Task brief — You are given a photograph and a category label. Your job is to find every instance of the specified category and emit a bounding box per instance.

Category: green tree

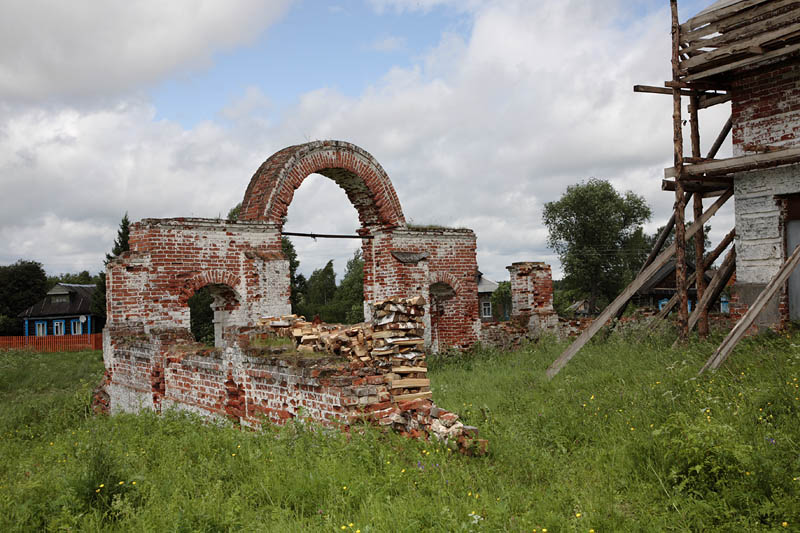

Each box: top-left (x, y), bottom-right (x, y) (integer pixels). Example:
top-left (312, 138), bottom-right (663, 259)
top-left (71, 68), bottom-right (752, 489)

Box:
top-left (332, 250), bottom-right (364, 324)
top-left (47, 270), bottom-right (96, 290)
top-left (491, 281), bottom-right (511, 321)
top-left (92, 213), bottom-right (131, 327)
top-left (227, 203), bottom-right (242, 222)
top-left (0, 260), bottom-right (48, 335)
top-left (300, 260), bottom-right (338, 322)
top-left (189, 287), bottom-right (215, 345)
top-left (281, 237), bottom-right (304, 313)
top-left (543, 178), bottom-right (651, 314)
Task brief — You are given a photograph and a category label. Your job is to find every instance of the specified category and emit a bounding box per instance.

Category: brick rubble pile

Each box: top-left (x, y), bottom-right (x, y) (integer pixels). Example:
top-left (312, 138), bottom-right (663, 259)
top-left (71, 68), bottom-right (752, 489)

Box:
top-left (257, 296), bottom-right (487, 454)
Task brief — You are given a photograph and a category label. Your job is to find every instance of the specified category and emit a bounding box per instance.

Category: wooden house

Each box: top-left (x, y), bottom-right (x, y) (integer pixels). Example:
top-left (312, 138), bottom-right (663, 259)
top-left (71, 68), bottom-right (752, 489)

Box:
top-left (18, 283), bottom-right (98, 337)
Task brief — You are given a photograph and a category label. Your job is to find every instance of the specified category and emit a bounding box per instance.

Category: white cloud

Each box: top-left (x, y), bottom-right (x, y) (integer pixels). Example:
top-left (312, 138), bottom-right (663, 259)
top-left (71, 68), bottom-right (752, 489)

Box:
top-left (0, 0), bottom-right (736, 283)
top-left (0, 0), bottom-right (292, 101)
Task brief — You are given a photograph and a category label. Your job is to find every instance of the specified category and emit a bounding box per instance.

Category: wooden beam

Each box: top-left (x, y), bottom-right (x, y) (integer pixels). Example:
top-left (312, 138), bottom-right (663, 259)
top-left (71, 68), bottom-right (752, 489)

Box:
top-left (681, 0), bottom-right (772, 34)
top-left (706, 115), bottom-right (733, 159)
top-left (615, 191), bottom-right (693, 320)
top-left (683, 42), bottom-right (800, 82)
top-left (665, 146), bottom-right (800, 178)
top-left (633, 84), bottom-right (693, 96)
top-left (682, 5), bottom-right (800, 54)
top-left (546, 189), bottom-right (733, 379)
top-left (662, 179), bottom-right (732, 192)
top-left (689, 95), bottom-right (708, 338)
top-left (682, 0), bottom-right (798, 43)
top-left (653, 227), bottom-right (735, 323)
top-left (681, 22), bottom-right (800, 70)
top-left (700, 243), bottom-right (800, 373)
top-left (672, 0), bottom-right (690, 344)
top-left (698, 93), bottom-right (732, 108)
top-left (688, 245), bottom-right (736, 334)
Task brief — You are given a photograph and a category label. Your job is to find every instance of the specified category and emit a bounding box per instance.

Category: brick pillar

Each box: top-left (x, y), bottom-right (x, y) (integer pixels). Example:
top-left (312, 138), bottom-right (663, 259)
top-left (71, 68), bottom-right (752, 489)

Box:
top-left (506, 262), bottom-right (557, 334)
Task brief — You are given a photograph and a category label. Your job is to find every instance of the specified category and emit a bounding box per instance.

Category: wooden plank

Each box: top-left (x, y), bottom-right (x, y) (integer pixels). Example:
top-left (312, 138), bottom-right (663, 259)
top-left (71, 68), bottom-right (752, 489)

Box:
top-left (665, 146), bottom-right (800, 178)
top-left (390, 378), bottom-right (430, 389)
top-left (683, 5), bottom-right (800, 54)
top-left (698, 93), bottom-right (732, 108)
top-left (683, 0), bottom-right (798, 43)
top-left (392, 391), bottom-right (432, 403)
top-left (391, 366), bottom-right (427, 373)
top-left (706, 116), bottom-right (733, 159)
top-left (682, 0), bottom-right (773, 34)
top-left (655, 228), bottom-right (735, 323)
top-left (687, 246), bottom-right (736, 333)
top-left (683, 42), bottom-right (800, 81)
top-left (662, 179), bottom-right (732, 192)
top-left (633, 84), bottom-right (691, 96)
top-left (546, 189), bottom-right (733, 378)
top-left (681, 20), bottom-right (800, 70)
top-left (701, 243), bottom-right (800, 373)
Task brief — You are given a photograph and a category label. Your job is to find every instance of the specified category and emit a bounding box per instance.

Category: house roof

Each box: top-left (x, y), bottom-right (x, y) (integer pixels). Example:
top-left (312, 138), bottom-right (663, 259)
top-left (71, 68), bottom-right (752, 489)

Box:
top-left (477, 273), bottom-right (499, 294)
top-left (18, 283), bottom-right (97, 318)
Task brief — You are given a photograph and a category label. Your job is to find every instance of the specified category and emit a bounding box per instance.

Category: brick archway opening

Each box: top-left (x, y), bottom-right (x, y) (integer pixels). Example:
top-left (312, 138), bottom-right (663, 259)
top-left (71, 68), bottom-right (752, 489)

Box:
top-left (187, 283), bottom-right (241, 348)
top-left (239, 140), bottom-right (406, 231)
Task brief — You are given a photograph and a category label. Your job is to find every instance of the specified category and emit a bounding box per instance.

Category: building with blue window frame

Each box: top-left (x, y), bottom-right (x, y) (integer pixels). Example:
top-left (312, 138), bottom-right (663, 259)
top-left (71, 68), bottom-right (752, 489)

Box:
top-left (17, 283), bottom-right (97, 337)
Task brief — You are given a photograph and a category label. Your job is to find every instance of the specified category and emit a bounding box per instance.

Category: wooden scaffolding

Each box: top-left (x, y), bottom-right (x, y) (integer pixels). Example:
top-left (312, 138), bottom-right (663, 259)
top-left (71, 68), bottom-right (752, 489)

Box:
top-left (548, 0), bottom-right (800, 378)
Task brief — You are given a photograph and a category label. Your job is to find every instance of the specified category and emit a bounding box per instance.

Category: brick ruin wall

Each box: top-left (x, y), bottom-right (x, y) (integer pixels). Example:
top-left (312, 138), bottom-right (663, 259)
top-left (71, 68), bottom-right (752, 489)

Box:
top-left (97, 297), bottom-right (486, 454)
top-left (98, 140), bottom-right (488, 443)
top-left (730, 57), bottom-right (800, 329)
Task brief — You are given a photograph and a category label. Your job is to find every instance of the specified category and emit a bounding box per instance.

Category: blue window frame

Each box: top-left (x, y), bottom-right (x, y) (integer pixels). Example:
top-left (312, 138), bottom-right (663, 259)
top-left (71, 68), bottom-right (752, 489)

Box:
top-left (35, 321), bottom-right (47, 336)
top-left (70, 319), bottom-right (82, 335)
top-left (53, 320), bottom-right (66, 336)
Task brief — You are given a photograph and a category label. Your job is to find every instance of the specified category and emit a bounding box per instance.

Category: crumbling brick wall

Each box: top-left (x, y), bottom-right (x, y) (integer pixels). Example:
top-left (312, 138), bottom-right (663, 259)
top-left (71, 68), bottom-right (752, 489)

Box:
top-left (506, 262), bottom-right (558, 334)
top-left (730, 57), bottom-right (800, 329)
top-left (101, 140), bottom-right (485, 444)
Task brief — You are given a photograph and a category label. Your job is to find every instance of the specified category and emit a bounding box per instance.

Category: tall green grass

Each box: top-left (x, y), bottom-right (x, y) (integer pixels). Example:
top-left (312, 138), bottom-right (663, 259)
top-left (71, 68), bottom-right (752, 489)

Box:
top-left (1, 325), bottom-right (799, 531)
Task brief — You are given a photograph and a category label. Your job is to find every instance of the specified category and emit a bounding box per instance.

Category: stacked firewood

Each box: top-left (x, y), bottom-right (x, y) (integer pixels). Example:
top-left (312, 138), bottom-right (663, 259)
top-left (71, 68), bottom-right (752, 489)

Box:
top-left (255, 296), bottom-right (487, 454)
top-left (257, 296), bottom-right (427, 368)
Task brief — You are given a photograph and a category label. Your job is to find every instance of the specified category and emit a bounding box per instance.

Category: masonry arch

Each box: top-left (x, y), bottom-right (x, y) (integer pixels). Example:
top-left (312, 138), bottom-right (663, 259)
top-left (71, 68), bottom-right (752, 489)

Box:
top-left (238, 140), bottom-right (406, 230)
top-left (182, 272), bottom-right (242, 348)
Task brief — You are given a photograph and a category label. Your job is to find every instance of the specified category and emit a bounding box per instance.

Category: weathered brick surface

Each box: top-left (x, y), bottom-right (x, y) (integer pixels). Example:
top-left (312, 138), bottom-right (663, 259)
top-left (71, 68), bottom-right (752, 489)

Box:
top-left (239, 140), bottom-right (405, 229)
top-left (729, 57), bottom-right (800, 328)
top-left (100, 141), bottom-right (487, 451)
top-left (506, 262), bottom-right (558, 333)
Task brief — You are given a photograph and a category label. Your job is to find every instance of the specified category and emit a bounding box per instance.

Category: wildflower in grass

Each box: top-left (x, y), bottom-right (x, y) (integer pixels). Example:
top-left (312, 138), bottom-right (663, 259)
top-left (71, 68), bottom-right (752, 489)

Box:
top-left (340, 526), bottom-right (346, 530)
top-left (349, 523), bottom-right (354, 527)
top-left (342, 485), bottom-right (347, 490)
top-left (119, 481), bottom-right (124, 485)
top-left (576, 512), bottom-right (581, 518)
top-left (782, 522), bottom-right (789, 527)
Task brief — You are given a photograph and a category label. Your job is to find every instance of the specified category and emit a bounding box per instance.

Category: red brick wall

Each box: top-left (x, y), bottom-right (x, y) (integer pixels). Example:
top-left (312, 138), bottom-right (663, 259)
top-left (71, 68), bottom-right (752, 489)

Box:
top-left (239, 140), bottom-right (405, 229)
top-left (731, 58), bottom-right (800, 154)
top-left (107, 218), bottom-right (290, 332)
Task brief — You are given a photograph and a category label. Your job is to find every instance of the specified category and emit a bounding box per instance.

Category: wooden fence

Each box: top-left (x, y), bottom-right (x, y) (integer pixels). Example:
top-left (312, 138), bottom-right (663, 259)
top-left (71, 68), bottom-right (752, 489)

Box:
top-left (0, 333), bottom-right (103, 353)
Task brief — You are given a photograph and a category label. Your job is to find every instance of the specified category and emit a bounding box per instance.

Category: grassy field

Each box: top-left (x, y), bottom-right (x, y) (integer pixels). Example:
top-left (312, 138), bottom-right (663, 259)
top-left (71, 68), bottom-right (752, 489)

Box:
top-left (1, 325), bottom-right (799, 532)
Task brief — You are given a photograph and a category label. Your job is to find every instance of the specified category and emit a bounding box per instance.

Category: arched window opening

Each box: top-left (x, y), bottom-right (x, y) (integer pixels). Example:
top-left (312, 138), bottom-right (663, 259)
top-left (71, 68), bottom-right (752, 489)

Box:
top-left (284, 174), bottom-right (365, 324)
top-left (188, 284), bottom-right (240, 347)
top-left (429, 282), bottom-right (456, 352)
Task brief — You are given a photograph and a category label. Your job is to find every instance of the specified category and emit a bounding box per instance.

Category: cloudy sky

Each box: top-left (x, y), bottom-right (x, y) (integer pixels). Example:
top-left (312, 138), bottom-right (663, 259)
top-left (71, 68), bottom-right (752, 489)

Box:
top-left (0, 0), bottom-right (733, 282)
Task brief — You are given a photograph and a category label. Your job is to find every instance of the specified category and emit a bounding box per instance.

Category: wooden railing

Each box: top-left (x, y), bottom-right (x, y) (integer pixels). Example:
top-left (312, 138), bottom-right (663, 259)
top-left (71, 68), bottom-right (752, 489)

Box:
top-left (0, 333), bottom-right (102, 352)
